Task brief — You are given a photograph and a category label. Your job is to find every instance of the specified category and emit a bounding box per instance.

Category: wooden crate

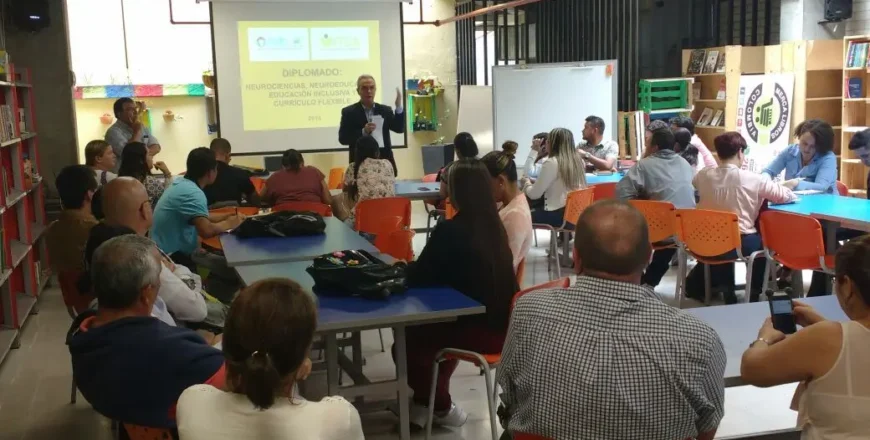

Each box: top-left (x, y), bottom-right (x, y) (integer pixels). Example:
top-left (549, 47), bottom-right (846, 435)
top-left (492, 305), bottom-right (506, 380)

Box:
top-left (617, 111), bottom-right (645, 160)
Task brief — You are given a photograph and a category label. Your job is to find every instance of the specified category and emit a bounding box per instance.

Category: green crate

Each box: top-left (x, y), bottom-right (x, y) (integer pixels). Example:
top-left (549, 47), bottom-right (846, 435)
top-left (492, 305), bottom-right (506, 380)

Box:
top-left (638, 79), bottom-right (690, 113)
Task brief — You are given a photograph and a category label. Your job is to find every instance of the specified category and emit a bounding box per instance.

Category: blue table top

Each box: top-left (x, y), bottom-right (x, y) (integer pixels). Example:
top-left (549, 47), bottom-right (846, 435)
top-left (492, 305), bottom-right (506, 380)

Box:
top-left (235, 259), bottom-right (486, 333)
top-left (220, 216), bottom-right (379, 267)
top-left (586, 173), bottom-right (623, 185)
top-left (394, 180), bottom-right (440, 200)
top-left (687, 296), bottom-right (847, 386)
top-left (768, 194), bottom-right (870, 230)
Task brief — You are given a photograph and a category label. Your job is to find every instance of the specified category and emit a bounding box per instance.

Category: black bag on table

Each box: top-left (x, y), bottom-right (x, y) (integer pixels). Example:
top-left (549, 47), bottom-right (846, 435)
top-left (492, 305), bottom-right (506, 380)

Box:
top-left (232, 211), bottom-right (326, 238)
top-left (306, 250), bottom-right (408, 299)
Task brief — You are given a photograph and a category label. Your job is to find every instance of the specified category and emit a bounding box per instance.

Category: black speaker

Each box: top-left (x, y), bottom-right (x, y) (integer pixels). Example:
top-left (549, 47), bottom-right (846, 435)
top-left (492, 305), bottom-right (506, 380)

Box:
top-left (9, 0), bottom-right (50, 32)
top-left (825, 0), bottom-right (853, 22)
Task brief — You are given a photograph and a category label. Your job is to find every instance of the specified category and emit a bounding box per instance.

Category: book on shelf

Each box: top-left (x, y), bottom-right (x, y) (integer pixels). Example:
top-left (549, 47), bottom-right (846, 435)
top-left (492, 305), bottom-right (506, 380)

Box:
top-left (1, 167), bottom-right (8, 200)
top-left (686, 49), bottom-right (706, 74)
top-left (847, 41), bottom-right (870, 68)
top-left (710, 109), bottom-right (724, 127)
top-left (716, 79), bottom-right (726, 100)
top-left (0, 228), bottom-right (5, 270)
top-left (848, 77), bottom-right (864, 99)
top-left (714, 51), bottom-right (726, 73)
top-left (697, 108), bottom-right (714, 126)
top-left (692, 82), bottom-right (701, 101)
top-left (703, 50), bottom-right (720, 73)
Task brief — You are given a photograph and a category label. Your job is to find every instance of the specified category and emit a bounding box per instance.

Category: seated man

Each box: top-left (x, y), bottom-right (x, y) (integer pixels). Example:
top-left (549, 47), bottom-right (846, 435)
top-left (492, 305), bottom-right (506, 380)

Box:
top-left (83, 140), bottom-right (117, 185)
top-left (151, 148), bottom-right (243, 303)
top-left (617, 127), bottom-right (696, 291)
top-left (497, 200), bottom-right (725, 440)
top-left (203, 138), bottom-right (260, 207)
top-left (68, 234), bottom-right (224, 430)
top-left (577, 115), bottom-right (620, 172)
top-left (46, 165), bottom-right (99, 274)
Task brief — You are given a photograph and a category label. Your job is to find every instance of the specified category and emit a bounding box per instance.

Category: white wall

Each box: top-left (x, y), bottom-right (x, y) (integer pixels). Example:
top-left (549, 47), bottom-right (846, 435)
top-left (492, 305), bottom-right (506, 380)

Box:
top-left (847, 0), bottom-right (870, 36)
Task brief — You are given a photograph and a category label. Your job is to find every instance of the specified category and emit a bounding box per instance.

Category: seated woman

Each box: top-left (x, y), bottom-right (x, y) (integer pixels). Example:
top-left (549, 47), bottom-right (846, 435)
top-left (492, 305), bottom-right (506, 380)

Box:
top-left (521, 127), bottom-right (586, 227)
top-left (482, 150), bottom-right (533, 272)
top-left (521, 132), bottom-right (549, 183)
top-left (118, 141), bottom-right (172, 207)
top-left (342, 135), bottom-right (395, 227)
top-left (762, 119), bottom-right (837, 193)
top-left (740, 236), bottom-right (870, 438)
top-left (691, 132), bottom-right (796, 303)
top-left (178, 278), bottom-right (364, 440)
top-left (438, 132), bottom-right (479, 200)
top-left (261, 149), bottom-right (332, 207)
top-left (401, 159), bottom-right (518, 428)
top-left (673, 127), bottom-right (701, 173)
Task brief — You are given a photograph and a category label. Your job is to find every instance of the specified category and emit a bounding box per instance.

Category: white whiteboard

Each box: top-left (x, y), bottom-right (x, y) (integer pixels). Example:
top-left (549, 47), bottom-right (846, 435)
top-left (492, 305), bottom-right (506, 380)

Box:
top-left (493, 61), bottom-right (618, 164)
top-left (456, 85), bottom-right (493, 153)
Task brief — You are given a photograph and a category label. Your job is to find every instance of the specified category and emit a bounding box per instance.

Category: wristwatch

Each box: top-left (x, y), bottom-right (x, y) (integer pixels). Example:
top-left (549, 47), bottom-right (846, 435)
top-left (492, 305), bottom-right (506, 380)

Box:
top-left (749, 337), bottom-right (771, 348)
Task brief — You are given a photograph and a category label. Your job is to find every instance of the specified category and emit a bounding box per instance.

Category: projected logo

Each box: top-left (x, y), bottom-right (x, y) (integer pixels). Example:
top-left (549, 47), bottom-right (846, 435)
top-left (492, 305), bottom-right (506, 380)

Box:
top-left (742, 82), bottom-right (790, 146)
top-left (311, 27), bottom-right (369, 61)
top-left (248, 28), bottom-right (310, 62)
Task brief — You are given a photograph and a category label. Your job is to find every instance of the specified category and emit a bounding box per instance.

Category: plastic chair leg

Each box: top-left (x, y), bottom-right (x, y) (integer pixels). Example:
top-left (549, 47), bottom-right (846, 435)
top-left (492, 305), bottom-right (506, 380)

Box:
top-left (551, 231), bottom-right (561, 279)
top-left (703, 264), bottom-right (712, 305)
top-left (675, 247), bottom-right (686, 309)
top-left (481, 362), bottom-right (499, 440)
top-left (425, 353), bottom-right (444, 440)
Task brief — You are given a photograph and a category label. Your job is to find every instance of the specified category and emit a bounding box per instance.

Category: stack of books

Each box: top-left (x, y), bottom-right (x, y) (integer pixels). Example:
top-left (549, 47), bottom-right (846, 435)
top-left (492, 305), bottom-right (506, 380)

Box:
top-left (846, 41), bottom-right (870, 68)
top-left (0, 105), bottom-right (17, 142)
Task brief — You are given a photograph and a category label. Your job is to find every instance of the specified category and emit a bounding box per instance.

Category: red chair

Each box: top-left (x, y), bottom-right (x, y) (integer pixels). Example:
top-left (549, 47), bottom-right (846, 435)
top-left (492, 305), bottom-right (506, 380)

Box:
top-left (354, 197), bottom-right (411, 233)
top-left (424, 277), bottom-right (572, 440)
top-left (374, 229), bottom-right (415, 261)
top-left (327, 167), bottom-right (345, 190)
top-left (273, 201), bottom-right (333, 216)
top-left (759, 211), bottom-right (835, 295)
top-left (837, 180), bottom-right (849, 197)
top-left (592, 182), bottom-right (617, 201)
top-left (59, 270), bottom-right (92, 404)
top-left (123, 423), bottom-right (173, 440)
top-left (531, 188), bottom-right (595, 279)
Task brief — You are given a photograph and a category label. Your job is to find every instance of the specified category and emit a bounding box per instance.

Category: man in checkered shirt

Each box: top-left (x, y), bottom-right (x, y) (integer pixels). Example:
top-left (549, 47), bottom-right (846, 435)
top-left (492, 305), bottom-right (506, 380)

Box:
top-left (496, 200), bottom-right (726, 440)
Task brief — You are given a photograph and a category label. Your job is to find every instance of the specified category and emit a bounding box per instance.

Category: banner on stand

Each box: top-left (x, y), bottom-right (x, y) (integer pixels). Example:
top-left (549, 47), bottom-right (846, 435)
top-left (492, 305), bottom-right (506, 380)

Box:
top-left (736, 74), bottom-right (794, 173)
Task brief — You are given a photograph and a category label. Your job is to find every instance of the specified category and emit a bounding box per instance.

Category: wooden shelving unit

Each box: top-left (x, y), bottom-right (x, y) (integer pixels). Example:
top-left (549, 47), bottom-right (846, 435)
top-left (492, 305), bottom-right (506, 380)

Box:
top-left (841, 36), bottom-right (870, 197)
top-left (0, 65), bottom-right (48, 367)
top-left (681, 45), bottom-right (767, 154)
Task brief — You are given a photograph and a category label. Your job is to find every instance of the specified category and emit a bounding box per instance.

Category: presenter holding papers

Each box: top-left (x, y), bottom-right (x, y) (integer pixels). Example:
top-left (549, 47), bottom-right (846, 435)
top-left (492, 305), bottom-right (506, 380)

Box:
top-left (338, 74), bottom-right (405, 175)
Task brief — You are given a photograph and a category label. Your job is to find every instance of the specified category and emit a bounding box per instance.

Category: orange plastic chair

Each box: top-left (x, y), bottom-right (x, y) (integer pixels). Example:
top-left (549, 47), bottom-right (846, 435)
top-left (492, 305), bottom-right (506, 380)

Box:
top-left (836, 180), bottom-right (849, 196)
top-left (629, 200), bottom-right (681, 298)
top-left (202, 206), bottom-right (260, 250)
top-left (250, 177), bottom-right (266, 195)
top-left (531, 187), bottom-right (595, 279)
top-left (354, 197), bottom-right (411, 233)
top-left (59, 270), bottom-right (92, 404)
top-left (675, 209), bottom-right (764, 305)
top-left (592, 182), bottom-right (617, 201)
top-left (516, 257), bottom-right (527, 286)
top-left (123, 424), bottom-right (173, 440)
top-left (327, 167), bottom-right (345, 190)
top-left (759, 211), bottom-right (834, 295)
top-left (273, 201), bottom-right (333, 216)
top-left (374, 229), bottom-right (415, 261)
top-left (425, 277), bottom-right (573, 440)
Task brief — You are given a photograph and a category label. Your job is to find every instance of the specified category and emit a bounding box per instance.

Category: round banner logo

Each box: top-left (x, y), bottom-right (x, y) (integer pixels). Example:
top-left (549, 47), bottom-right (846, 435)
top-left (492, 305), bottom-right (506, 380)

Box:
top-left (743, 82), bottom-right (790, 145)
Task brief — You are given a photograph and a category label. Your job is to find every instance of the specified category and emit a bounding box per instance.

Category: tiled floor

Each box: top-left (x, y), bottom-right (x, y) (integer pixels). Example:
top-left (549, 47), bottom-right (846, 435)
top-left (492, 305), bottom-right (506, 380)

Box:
top-left (0, 204), bottom-right (805, 439)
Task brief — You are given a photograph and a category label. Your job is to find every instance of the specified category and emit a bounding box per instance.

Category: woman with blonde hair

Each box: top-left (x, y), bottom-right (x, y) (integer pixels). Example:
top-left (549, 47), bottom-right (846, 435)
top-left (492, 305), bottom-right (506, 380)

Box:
top-left (521, 127), bottom-right (586, 226)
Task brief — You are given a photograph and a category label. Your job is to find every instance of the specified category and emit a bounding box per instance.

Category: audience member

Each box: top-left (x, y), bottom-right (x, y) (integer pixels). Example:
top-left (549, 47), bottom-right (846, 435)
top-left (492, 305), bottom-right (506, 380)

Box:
top-left (83, 140), bottom-right (117, 185)
top-left (674, 127), bottom-right (701, 171)
top-left (118, 141), bottom-right (171, 207)
top-left (482, 151), bottom-right (533, 272)
top-left (402, 159), bottom-right (519, 428)
top-left (67, 235), bottom-right (224, 430)
top-left (522, 127), bottom-right (586, 226)
top-left (847, 128), bottom-right (870, 198)
top-left (105, 97), bottom-right (160, 172)
top-left (342, 136), bottom-right (396, 227)
top-left (178, 279), bottom-right (364, 440)
top-left (497, 200), bottom-right (725, 440)
top-left (203, 138), bottom-right (259, 207)
top-left (522, 132), bottom-right (549, 182)
top-left (438, 132), bottom-right (479, 199)
top-left (670, 116), bottom-right (717, 169)
top-left (46, 165), bottom-right (98, 273)
top-left (261, 149), bottom-right (331, 207)
top-left (762, 119), bottom-right (837, 193)
top-left (578, 115), bottom-right (619, 172)
top-left (691, 132), bottom-right (796, 303)
top-left (741, 235), bottom-right (870, 438)
top-left (501, 140), bottom-right (519, 156)
top-left (151, 148), bottom-right (243, 301)
top-left (617, 128), bottom-right (695, 290)
top-left (643, 120), bottom-right (670, 157)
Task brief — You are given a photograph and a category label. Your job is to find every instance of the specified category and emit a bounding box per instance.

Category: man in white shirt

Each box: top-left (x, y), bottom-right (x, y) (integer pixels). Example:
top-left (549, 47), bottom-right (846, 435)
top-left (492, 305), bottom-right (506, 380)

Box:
top-left (577, 115), bottom-right (619, 172)
top-left (84, 140), bottom-right (118, 186)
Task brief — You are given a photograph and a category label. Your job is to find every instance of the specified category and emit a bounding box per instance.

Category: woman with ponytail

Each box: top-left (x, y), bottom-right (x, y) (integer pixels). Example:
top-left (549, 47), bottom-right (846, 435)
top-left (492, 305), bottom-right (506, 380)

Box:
top-left (482, 150), bottom-right (533, 271)
top-left (177, 279), bottom-right (364, 440)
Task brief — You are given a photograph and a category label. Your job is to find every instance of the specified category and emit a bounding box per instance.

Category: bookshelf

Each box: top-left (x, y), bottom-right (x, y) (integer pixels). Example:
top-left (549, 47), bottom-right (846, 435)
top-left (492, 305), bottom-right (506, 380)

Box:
top-left (0, 65), bottom-right (47, 367)
top-left (841, 36), bottom-right (870, 197)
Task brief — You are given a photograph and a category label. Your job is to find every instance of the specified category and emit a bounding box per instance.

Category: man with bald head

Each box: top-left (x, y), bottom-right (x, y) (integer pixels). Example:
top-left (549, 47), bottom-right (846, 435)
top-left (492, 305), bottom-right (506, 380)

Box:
top-left (496, 200), bottom-right (726, 440)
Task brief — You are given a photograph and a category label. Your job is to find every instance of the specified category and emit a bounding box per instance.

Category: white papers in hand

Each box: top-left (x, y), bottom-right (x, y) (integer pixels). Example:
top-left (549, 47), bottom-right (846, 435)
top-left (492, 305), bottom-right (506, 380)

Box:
top-left (371, 115), bottom-right (385, 149)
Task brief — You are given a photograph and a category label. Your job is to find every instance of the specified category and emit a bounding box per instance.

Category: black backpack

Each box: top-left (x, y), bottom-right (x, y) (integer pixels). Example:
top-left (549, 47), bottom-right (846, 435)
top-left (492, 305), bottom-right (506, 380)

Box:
top-left (306, 250), bottom-right (407, 299)
top-left (232, 211), bottom-right (326, 238)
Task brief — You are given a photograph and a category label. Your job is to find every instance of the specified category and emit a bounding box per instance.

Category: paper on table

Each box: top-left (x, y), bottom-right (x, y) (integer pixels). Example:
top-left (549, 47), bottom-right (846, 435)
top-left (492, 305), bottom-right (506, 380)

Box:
top-left (371, 114), bottom-right (385, 149)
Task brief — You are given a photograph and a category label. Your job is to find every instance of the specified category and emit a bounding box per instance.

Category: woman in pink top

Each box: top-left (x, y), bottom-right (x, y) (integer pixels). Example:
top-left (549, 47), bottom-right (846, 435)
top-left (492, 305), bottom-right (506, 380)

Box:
top-left (741, 236), bottom-right (870, 439)
top-left (261, 149), bottom-right (332, 206)
top-left (670, 116), bottom-right (717, 169)
top-left (692, 132), bottom-right (796, 303)
top-left (482, 150), bottom-right (533, 273)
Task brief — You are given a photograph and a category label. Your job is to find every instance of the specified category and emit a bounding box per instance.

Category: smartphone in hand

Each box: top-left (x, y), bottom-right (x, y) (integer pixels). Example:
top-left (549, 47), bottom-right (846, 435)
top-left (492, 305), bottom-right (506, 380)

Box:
top-left (768, 291), bottom-right (797, 334)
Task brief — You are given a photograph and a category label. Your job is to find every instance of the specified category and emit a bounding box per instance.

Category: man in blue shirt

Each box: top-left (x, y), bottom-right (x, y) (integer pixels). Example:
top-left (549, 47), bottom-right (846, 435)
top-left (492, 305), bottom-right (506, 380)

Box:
top-left (761, 119), bottom-right (837, 194)
top-left (151, 148), bottom-right (243, 301)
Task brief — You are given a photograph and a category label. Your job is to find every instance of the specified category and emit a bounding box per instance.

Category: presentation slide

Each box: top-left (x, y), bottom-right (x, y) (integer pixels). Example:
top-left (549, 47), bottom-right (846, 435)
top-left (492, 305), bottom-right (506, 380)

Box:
top-left (238, 21), bottom-right (382, 132)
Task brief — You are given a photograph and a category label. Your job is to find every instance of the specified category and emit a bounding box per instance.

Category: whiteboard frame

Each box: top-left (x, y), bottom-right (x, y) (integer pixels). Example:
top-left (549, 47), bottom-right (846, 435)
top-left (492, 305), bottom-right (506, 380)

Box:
top-left (492, 60), bottom-right (619, 153)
